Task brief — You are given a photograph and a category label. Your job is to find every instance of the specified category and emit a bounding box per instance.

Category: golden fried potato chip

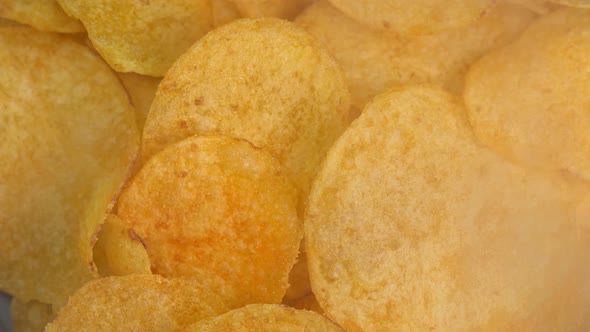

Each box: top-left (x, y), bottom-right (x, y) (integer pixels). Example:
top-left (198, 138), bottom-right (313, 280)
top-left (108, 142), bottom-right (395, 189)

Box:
top-left (118, 73), bottom-right (161, 133)
top-left (0, 27), bottom-right (139, 306)
top-left (143, 18), bottom-right (350, 199)
top-left (93, 214), bottom-right (151, 277)
top-left (11, 299), bottom-right (54, 332)
top-left (550, 0), bottom-right (590, 7)
top-left (0, 17), bottom-right (19, 27)
top-left (45, 275), bottom-right (229, 331)
top-left (0, 0), bottom-right (83, 33)
top-left (296, 1), bottom-right (535, 116)
top-left (464, 8), bottom-right (590, 181)
top-left (306, 86), bottom-right (590, 331)
top-left (118, 135), bottom-right (302, 308)
top-left (229, 0), bottom-right (309, 19)
top-left (327, 0), bottom-right (493, 34)
top-left (57, 0), bottom-right (213, 76)
top-left (506, 0), bottom-right (558, 14)
top-left (187, 304), bottom-right (342, 331)
top-left (212, 0), bottom-right (241, 27)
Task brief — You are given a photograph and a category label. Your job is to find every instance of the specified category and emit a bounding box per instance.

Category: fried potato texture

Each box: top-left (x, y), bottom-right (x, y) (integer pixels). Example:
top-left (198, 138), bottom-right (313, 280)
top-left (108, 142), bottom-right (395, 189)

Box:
top-left (92, 214), bottom-right (151, 277)
top-left (0, 27), bottom-right (139, 306)
top-left (229, 0), bottom-right (309, 19)
top-left (0, 0), bottom-right (83, 33)
top-left (57, 0), bottom-right (213, 76)
top-left (143, 18), bottom-right (350, 199)
top-left (118, 135), bottom-right (302, 308)
top-left (296, 1), bottom-right (535, 116)
top-left (327, 0), bottom-right (492, 34)
top-left (45, 275), bottom-right (228, 331)
top-left (305, 86), bottom-right (590, 331)
top-left (464, 8), bottom-right (590, 180)
top-left (187, 304), bottom-right (342, 331)
top-left (11, 299), bottom-right (54, 332)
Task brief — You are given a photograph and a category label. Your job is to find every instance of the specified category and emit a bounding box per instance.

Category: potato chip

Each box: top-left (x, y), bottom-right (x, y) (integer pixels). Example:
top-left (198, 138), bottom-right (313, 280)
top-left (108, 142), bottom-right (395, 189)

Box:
top-left (0, 0), bottom-right (83, 33)
top-left (550, 0), bottom-right (590, 7)
top-left (187, 304), bottom-right (342, 331)
top-left (305, 86), bottom-right (590, 331)
top-left (57, 0), bottom-right (213, 76)
top-left (45, 275), bottom-right (228, 331)
top-left (118, 135), bottom-right (302, 308)
top-left (327, 0), bottom-right (493, 35)
top-left (93, 214), bottom-right (151, 277)
top-left (506, 0), bottom-right (558, 13)
top-left (143, 18), bottom-right (350, 199)
top-left (464, 8), bottom-right (590, 181)
top-left (291, 293), bottom-right (324, 314)
top-left (0, 27), bottom-right (139, 306)
top-left (0, 17), bottom-right (18, 27)
top-left (117, 73), bottom-right (161, 133)
top-left (229, 0), bottom-right (309, 19)
top-left (212, 0), bottom-right (241, 27)
top-left (10, 299), bottom-right (54, 332)
top-left (296, 1), bottom-right (535, 117)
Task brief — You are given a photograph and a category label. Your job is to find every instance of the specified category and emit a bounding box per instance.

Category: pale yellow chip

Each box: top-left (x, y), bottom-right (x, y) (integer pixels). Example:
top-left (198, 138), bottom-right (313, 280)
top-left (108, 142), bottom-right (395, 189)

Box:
top-left (327, 0), bottom-right (493, 34)
top-left (10, 299), bottom-right (54, 332)
top-left (93, 214), bottom-right (151, 277)
top-left (117, 73), bottom-right (161, 133)
top-left (305, 86), bottom-right (590, 331)
top-left (212, 0), bottom-right (241, 27)
top-left (296, 0), bottom-right (535, 117)
top-left (143, 18), bottom-right (350, 199)
top-left (464, 8), bottom-right (590, 181)
top-left (118, 135), bottom-right (302, 308)
top-left (229, 0), bottom-right (310, 19)
top-left (187, 304), bottom-right (343, 331)
top-left (0, 0), bottom-right (83, 33)
top-left (0, 27), bottom-right (139, 306)
top-left (57, 0), bottom-right (213, 76)
top-left (45, 275), bottom-right (229, 331)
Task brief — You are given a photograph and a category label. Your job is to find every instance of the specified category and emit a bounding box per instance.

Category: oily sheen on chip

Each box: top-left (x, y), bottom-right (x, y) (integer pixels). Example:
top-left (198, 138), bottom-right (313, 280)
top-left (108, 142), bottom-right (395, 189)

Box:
top-left (305, 86), bottom-right (590, 331)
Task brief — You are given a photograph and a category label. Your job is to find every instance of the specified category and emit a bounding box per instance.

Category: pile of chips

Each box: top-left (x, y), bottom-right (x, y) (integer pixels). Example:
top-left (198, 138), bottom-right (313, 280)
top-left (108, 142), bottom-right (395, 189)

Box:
top-left (1, 0), bottom-right (589, 330)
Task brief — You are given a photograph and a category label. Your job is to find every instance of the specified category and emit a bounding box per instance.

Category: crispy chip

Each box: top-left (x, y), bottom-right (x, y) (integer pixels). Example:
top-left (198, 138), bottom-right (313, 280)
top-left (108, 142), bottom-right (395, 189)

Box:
top-left (296, 1), bottom-right (535, 117)
top-left (93, 214), bottom-right (151, 277)
top-left (45, 275), bottom-right (229, 331)
top-left (143, 18), bottom-right (350, 199)
top-left (57, 0), bottom-right (213, 76)
top-left (117, 73), bottom-right (161, 133)
top-left (550, 0), bottom-right (590, 7)
top-left (0, 0), bottom-right (83, 33)
top-left (0, 27), bottom-right (139, 306)
top-left (464, 8), bottom-right (590, 181)
top-left (0, 17), bottom-right (18, 27)
top-left (229, 0), bottom-right (309, 19)
top-left (118, 135), bottom-right (302, 308)
top-left (10, 299), bottom-right (54, 332)
top-left (187, 304), bottom-right (342, 331)
top-left (327, 0), bottom-right (493, 34)
top-left (305, 86), bottom-right (590, 331)
top-left (212, 0), bottom-right (241, 27)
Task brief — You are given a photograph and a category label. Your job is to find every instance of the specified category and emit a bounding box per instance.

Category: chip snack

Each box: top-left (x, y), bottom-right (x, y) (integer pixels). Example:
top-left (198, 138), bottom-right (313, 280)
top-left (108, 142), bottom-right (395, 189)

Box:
top-left (283, 252), bottom-right (312, 302)
top-left (143, 18), bottom-right (350, 198)
top-left (10, 299), bottom-right (54, 332)
top-left (45, 275), bottom-right (229, 331)
top-left (550, 0), bottom-right (590, 7)
top-left (187, 304), bottom-right (342, 331)
top-left (0, 0), bottom-right (83, 33)
top-left (57, 0), bottom-right (213, 76)
top-left (464, 8), bottom-right (590, 181)
top-left (93, 214), bottom-right (151, 277)
top-left (212, 0), bottom-right (241, 27)
top-left (291, 293), bottom-right (324, 314)
top-left (117, 73), bottom-right (161, 133)
top-left (0, 27), bottom-right (139, 306)
top-left (229, 0), bottom-right (309, 19)
top-left (118, 135), bottom-right (302, 308)
top-left (327, 0), bottom-right (493, 35)
top-left (296, 0), bottom-right (535, 117)
top-left (0, 17), bottom-right (18, 27)
top-left (305, 86), bottom-right (590, 331)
